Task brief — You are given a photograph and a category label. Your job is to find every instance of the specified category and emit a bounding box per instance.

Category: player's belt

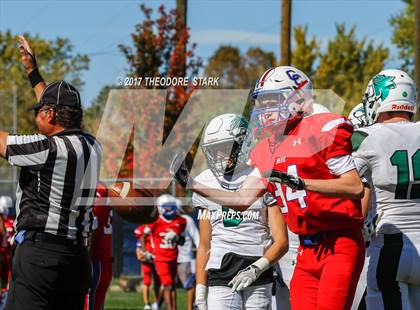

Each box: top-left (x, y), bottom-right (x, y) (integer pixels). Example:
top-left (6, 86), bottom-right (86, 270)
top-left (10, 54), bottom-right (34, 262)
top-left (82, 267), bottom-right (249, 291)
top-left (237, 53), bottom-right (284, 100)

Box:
top-left (299, 233), bottom-right (321, 246)
top-left (24, 231), bottom-right (89, 248)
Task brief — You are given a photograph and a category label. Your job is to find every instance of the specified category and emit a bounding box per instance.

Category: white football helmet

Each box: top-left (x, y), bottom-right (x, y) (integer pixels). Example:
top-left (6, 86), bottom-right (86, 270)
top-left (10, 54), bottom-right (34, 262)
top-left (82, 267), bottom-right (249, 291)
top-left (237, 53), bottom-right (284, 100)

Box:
top-left (157, 194), bottom-right (180, 220)
top-left (251, 66), bottom-right (313, 130)
top-left (201, 113), bottom-right (251, 180)
top-left (348, 103), bottom-right (370, 129)
top-left (363, 69), bottom-right (417, 123)
top-left (0, 196), bottom-right (13, 216)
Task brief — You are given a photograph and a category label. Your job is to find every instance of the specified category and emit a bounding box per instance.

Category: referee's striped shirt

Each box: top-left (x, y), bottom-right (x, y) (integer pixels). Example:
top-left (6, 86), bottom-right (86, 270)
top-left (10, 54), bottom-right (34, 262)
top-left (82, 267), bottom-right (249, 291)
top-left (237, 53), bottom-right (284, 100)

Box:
top-left (6, 129), bottom-right (102, 240)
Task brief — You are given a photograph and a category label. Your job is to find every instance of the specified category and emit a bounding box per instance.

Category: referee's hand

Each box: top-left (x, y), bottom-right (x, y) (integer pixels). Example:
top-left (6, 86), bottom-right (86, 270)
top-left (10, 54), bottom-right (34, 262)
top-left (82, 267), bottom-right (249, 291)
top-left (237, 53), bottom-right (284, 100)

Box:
top-left (18, 35), bottom-right (37, 73)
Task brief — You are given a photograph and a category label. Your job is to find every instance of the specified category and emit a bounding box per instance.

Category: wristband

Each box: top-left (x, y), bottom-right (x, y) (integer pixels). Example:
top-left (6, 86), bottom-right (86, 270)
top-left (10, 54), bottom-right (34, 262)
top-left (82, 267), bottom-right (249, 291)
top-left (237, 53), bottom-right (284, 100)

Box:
top-left (195, 284), bottom-right (207, 302)
top-left (28, 68), bottom-right (44, 88)
top-left (252, 257), bottom-right (270, 274)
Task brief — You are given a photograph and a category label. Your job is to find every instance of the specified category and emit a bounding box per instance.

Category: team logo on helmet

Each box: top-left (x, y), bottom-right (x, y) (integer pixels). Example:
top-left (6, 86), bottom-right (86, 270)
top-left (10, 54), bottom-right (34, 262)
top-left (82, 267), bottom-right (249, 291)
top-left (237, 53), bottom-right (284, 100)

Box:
top-left (286, 69), bottom-right (303, 87)
top-left (373, 75), bottom-right (396, 102)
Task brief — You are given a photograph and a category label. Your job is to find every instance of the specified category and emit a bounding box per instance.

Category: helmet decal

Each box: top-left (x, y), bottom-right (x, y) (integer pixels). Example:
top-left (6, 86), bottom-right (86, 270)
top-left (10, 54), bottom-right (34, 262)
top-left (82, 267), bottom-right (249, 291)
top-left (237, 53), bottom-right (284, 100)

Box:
top-left (373, 75), bottom-right (396, 102)
top-left (286, 69), bottom-right (303, 86)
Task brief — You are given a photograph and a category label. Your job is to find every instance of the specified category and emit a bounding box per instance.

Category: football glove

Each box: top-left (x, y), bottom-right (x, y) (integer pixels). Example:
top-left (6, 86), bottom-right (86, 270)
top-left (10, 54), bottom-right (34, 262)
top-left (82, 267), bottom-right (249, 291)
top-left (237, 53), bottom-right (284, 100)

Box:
top-left (144, 251), bottom-right (155, 263)
top-left (363, 212), bottom-right (381, 242)
top-left (262, 192), bottom-right (277, 207)
top-left (169, 151), bottom-right (191, 188)
top-left (164, 229), bottom-right (179, 244)
top-left (194, 284), bottom-right (207, 310)
top-left (263, 170), bottom-right (305, 190)
top-left (228, 257), bottom-right (270, 292)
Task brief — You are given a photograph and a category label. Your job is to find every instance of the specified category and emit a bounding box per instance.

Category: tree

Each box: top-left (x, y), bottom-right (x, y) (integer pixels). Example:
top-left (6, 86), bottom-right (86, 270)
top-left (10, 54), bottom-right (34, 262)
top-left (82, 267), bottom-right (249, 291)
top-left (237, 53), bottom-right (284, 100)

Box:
top-left (280, 0), bottom-right (292, 65)
top-left (313, 24), bottom-right (389, 115)
top-left (0, 30), bottom-right (89, 133)
top-left (204, 46), bottom-right (277, 89)
top-left (101, 4), bottom-right (202, 194)
top-left (390, 0), bottom-right (414, 74)
top-left (291, 25), bottom-right (319, 77)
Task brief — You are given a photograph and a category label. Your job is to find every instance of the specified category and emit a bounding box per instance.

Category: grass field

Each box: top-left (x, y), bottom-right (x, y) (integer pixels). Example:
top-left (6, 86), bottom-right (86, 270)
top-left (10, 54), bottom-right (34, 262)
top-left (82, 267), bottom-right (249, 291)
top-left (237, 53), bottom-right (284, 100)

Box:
top-left (104, 279), bottom-right (188, 310)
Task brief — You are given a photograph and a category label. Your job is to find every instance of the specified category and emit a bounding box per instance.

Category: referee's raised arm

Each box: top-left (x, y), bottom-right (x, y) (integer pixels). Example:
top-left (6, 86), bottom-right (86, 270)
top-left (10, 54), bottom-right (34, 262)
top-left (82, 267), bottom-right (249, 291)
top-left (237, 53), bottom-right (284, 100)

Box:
top-left (1, 36), bottom-right (102, 310)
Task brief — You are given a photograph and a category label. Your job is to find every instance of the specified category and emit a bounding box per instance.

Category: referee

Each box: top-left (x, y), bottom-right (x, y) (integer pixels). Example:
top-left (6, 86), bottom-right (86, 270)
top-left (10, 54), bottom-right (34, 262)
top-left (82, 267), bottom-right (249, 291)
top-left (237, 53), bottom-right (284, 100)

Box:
top-left (0, 37), bottom-right (102, 310)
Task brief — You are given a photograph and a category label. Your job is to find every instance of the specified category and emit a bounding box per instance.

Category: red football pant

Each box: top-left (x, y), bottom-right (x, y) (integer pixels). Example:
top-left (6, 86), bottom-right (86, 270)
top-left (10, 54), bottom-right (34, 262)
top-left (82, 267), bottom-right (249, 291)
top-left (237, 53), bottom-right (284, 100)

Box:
top-left (290, 228), bottom-right (365, 310)
top-left (141, 262), bottom-right (158, 286)
top-left (85, 258), bottom-right (113, 310)
top-left (155, 261), bottom-right (177, 286)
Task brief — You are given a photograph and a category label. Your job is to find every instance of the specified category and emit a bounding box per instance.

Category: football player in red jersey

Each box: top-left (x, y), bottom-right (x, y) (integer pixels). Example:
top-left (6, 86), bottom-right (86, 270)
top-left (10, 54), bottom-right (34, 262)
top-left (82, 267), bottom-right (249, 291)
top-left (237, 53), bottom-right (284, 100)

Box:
top-left (85, 182), bottom-right (113, 310)
top-left (134, 224), bottom-right (161, 310)
top-left (174, 66), bottom-right (365, 309)
top-left (147, 195), bottom-right (186, 310)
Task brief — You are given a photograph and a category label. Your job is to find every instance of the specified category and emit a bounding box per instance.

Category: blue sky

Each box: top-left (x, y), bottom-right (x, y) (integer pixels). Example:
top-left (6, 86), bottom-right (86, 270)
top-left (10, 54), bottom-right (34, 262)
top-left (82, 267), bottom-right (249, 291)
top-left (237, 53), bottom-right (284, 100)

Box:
top-left (0, 0), bottom-right (405, 106)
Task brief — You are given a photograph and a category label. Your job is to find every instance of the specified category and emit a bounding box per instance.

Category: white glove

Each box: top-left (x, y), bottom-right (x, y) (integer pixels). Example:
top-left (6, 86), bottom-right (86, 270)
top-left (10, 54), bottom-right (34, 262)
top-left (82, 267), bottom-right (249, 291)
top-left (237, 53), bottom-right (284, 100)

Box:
top-left (164, 229), bottom-right (179, 243)
top-left (194, 284), bottom-right (207, 310)
top-left (144, 251), bottom-right (155, 263)
top-left (363, 212), bottom-right (381, 242)
top-left (228, 257), bottom-right (270, 292)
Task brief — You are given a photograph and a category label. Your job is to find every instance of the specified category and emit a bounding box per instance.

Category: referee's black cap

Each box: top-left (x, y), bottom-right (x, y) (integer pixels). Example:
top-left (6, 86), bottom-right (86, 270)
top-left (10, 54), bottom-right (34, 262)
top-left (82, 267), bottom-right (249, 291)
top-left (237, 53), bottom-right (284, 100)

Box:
top-left (28, 80), bottom-right (82, 111)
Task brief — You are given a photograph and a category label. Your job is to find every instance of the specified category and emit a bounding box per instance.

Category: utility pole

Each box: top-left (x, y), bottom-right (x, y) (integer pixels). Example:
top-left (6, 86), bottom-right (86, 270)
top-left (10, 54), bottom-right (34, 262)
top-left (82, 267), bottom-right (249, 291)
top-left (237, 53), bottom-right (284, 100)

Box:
top-left (280, 0), bottom-right (292, 66)
top-left (12, 87), bottom-right (17, 193)
top-left (176, 0), bottom-right (187, 77)
top-left (415, 0), bottom-right (420, 120)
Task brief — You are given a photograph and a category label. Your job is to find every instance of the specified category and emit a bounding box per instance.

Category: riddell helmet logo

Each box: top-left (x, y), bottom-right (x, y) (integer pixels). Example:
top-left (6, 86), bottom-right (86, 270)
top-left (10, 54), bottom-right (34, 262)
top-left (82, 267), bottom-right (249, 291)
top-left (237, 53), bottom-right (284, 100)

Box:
top-left (392, 104), bottom-right (414, 111)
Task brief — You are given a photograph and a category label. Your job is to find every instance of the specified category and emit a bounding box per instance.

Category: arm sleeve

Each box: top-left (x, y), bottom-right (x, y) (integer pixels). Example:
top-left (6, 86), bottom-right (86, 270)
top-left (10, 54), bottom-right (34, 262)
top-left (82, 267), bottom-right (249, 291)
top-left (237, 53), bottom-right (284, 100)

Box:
top-left (192, 192), bottom-right (209, 209)
top-left (6, 134), bottom-right (49, 169)
top-left (320, 118), bottom-right (354, 161)
top-left (325, 155), bottom-right (356, 176)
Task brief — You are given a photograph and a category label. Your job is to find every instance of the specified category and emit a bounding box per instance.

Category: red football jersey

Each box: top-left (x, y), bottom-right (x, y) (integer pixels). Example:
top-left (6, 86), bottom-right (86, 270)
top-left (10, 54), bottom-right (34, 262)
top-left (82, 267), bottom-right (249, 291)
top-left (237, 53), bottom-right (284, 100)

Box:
top-left (0, 218), bottom-right (14, 253)
top-left (91, 203), bottom-right (113, 260)
top-left (134, 224), bottom-right (154, 253)
top-left (250, 113), bottom-right (363, 235)
top-left (147, 215), bottom-right (186, 262)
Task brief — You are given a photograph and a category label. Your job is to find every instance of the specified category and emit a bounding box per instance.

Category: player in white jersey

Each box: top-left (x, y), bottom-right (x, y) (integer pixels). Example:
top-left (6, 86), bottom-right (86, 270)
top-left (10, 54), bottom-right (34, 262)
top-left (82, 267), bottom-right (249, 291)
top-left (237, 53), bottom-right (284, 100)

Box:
top-left (352, 69), bottom-right (420, 310)
top-left (177, 204), bottom-right (199, 310)
top-left (193, 114), bottom-right (288, 310)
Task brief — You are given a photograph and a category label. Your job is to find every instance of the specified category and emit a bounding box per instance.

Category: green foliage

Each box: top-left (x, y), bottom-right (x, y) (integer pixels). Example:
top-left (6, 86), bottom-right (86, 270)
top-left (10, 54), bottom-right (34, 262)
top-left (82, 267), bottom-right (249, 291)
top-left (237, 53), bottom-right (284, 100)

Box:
top-left (204, 45), bottom-right (277, 89)
top-left (291, 25), bottom-right (319, 77)
top-left (313, 24), bottom-right (389, 115)
top-left (0, 30), bottom-right (89, 133)
top-left (390, 0), bottom-right (414, 74)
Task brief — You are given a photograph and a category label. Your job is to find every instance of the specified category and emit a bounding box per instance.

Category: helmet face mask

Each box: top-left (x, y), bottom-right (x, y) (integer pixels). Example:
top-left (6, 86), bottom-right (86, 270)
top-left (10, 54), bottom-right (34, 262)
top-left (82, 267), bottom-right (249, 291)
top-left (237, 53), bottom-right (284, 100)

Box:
top-left (202, 140), bottom-right (242, 177)
top-left (349, 103), bottom-right (370, 129)
top-left (157, 194), bottom-right (180, 220)
top-left (202, 114), bottom-right (251, 181)
top-left (159, 203), bottom-right (178, 220)
top-left (251, 66), bottom-right (313, 132)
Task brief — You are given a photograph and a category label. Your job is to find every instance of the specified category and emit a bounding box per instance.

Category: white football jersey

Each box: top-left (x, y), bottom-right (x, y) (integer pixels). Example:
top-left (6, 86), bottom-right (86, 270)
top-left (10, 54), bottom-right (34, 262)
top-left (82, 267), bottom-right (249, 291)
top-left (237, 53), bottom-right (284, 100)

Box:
top-left (192, 167), bottom-right (272, 270)
top-left (352, 121), bottom-right (420, 233)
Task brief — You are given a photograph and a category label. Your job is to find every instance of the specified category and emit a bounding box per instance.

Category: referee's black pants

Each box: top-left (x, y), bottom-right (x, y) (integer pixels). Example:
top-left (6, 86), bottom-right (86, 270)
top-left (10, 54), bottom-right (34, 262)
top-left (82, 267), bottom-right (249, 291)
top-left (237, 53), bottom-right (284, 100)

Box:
top-left (6, 238), bottom-right (91, 310)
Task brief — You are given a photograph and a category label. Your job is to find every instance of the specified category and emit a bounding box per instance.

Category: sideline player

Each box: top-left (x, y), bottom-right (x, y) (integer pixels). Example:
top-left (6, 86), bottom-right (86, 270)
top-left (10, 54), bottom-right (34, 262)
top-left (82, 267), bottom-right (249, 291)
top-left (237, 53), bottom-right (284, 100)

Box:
top-left (193, 114), bottom-right (288, 310)
top-left (176, 205), bottom-right (199, 310)
top-left (174, 66), bottom-right (365, 309)
top-left (134, 224), bottom-right (161, 310)
top-left (146, 195), bottom-right (186, 310)
top-left (353, 69), bottom-right (420, 309)
top-left (85, 182), bottom-right (113, 310)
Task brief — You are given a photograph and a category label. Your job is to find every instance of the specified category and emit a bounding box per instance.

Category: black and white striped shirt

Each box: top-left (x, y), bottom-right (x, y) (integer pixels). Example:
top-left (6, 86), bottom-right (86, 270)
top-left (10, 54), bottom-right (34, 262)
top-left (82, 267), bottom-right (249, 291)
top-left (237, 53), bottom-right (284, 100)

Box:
top-left (6, 129), bottom-right (102, 240)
